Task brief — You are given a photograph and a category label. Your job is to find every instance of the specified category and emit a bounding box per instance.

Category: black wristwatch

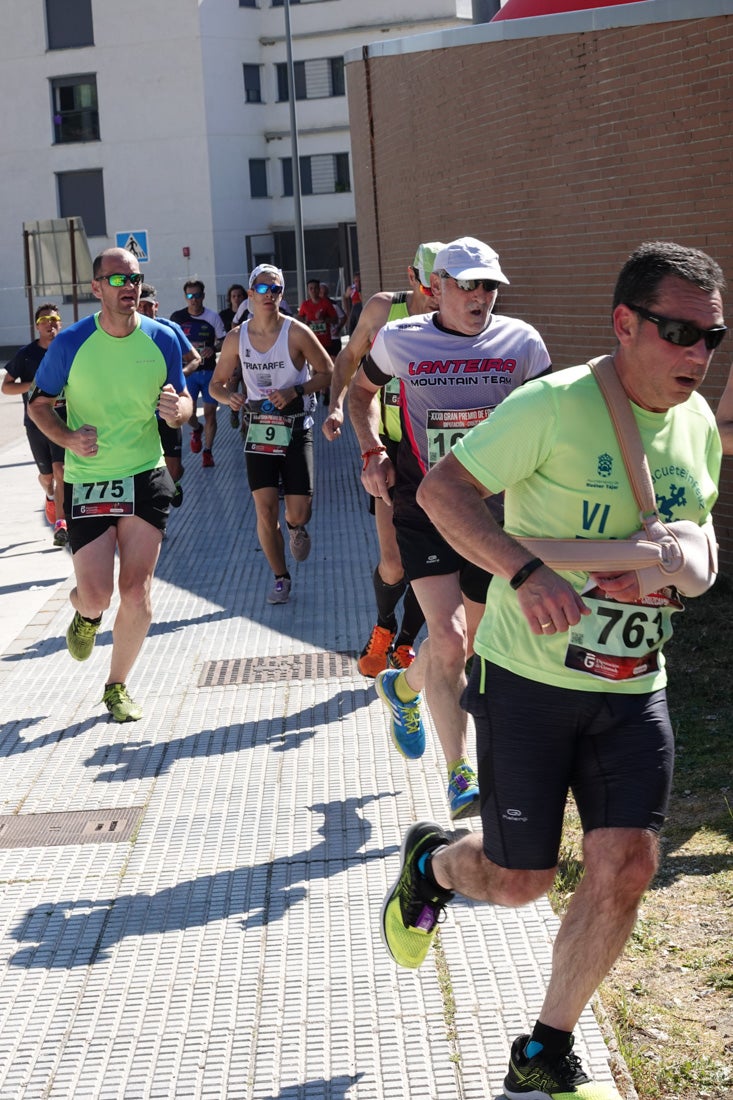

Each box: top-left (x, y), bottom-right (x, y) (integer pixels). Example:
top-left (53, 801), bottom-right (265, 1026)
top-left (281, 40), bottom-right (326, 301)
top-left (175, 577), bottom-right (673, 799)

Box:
top-left (294, 384), bottom-right (305, 397)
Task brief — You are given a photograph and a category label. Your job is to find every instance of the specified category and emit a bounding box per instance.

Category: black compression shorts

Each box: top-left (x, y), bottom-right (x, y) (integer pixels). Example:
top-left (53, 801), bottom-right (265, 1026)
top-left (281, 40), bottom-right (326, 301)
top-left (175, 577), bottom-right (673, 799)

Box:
top-left (462, 658), bottom-right (674, 870)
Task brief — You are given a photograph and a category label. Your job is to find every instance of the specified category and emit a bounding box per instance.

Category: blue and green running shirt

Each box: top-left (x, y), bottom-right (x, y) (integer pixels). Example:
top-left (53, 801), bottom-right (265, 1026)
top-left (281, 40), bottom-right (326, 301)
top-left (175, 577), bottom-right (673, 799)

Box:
top-left (34, 313), bottom-right (185, 484)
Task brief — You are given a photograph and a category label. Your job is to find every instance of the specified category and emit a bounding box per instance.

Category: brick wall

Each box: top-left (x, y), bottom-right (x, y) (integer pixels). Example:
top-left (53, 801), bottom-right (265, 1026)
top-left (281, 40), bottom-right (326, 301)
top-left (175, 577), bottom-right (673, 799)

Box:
top-left (347, 13), bottom-right (733, 570)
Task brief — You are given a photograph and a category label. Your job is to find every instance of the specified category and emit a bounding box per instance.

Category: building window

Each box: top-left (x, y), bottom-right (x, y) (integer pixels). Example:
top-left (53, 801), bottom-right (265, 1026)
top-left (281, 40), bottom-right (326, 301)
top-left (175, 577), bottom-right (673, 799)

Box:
top-left (51, 75), bottom-right (99, 144)
top-left (45, 0), bottom-right (94, 49)
top-left (243, 64), bottom-right (262, 104)
top-left (282, 154), bottom-right (350, 197)
top-left (249, 159), bottom-right (268, 198)
top-left (272, 0), bottom-right (299, 6)
top-left (239, 0), bottom-right (257, 6)
top-left (333, 152), bottom-right (350, 192)
top-left (57, 169), bottom-right (106, 237)
top-left (276, 57), bottom-right (344, 102)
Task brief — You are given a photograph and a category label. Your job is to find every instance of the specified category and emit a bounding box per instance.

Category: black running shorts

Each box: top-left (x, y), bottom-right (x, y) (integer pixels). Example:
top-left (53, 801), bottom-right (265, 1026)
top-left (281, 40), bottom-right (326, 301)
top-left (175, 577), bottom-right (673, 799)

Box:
top-left (394, 517), bottom-right (492, 604)
top-left (63, 466), bottom-right (175, 554)
top-left (245, 428), bottom-right (314, 496)
top-left (461, 658), bottom-right (674, 870)
top-left (25, 420), bottom-right (65, 475)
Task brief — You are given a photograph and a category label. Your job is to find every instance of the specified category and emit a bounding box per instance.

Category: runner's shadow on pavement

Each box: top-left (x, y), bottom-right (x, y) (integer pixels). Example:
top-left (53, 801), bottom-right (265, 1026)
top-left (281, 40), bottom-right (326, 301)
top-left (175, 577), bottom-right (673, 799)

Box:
top-left (1, 608), bottom-right (232, 663)
top-left (84, 689), bottom-right (374, 782)
top-left (0, 715), bottom-right (102, 757)
top-left (8, 795), bottom-right (399, 968)
top-left (0, 573), bottom-right (68, 596)
top-left (0, 628), bottom-right (113, 663)
top-left (258, 1075), bottom-right (364, 1099)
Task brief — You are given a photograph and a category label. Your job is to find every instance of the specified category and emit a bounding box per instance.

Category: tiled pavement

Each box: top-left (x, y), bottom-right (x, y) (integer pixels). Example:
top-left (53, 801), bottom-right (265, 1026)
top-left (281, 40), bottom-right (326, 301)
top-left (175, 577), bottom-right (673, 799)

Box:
top-left (0, 406), bottom-right (626, 1099)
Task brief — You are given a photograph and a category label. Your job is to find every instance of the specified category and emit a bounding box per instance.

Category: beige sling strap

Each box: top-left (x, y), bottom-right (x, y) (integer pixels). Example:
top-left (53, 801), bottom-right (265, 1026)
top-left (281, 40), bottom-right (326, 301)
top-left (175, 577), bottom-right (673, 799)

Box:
top-left (514, 356), bottom-right (718, 596)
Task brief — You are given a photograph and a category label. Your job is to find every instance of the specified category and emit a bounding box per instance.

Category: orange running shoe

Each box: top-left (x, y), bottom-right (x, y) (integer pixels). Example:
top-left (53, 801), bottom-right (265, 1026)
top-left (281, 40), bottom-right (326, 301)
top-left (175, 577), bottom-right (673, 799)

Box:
top-left (358, 624), bottom-right (395, 677)
top-left (388, 644), bottom-right (416, 671)
top-left (44, 497), bottom-right (56, 525)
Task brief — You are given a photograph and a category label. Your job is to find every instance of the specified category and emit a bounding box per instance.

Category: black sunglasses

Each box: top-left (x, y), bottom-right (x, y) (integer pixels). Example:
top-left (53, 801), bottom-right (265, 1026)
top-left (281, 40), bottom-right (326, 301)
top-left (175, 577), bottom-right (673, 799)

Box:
top-left (98, 272), bottom-right (145, 287)
top-left (252, 283), bottom-right (283, 296)
top-left (625, 303), bottom-right (727, 352)
top-left (439, 271), bottom-right (499, 293)
top-left (186, 291), bottom-right (204, 300)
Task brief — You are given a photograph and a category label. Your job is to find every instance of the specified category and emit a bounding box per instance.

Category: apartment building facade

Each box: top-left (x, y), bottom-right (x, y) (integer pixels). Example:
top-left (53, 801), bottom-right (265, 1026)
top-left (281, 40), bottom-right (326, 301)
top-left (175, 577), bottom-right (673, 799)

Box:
top-left (0, 0), bottom-right (468, 344)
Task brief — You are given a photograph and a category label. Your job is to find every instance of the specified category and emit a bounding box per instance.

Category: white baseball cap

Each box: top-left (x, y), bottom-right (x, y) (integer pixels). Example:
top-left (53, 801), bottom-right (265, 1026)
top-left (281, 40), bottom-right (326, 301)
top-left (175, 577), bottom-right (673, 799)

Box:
top-left (249, 264), bottom-right (285, 290)
top-left (434, 237), bottom-right (510, 285)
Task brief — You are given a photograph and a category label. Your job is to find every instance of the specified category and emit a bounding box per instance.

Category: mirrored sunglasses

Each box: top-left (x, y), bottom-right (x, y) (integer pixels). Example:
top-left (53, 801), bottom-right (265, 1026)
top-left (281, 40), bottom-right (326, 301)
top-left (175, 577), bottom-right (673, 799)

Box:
top-left (98, 272), bottom-right (144, 287)
top-left (440, 271), bottom-right (499, 293)
top-left (36, 314), bottom-right (62, 324)
top-left (625, 303), bottom-right (727, 352)
top-left (253, 283), bottom-right (283, 296)
top-left (186, 291), bottom-right (204, 300)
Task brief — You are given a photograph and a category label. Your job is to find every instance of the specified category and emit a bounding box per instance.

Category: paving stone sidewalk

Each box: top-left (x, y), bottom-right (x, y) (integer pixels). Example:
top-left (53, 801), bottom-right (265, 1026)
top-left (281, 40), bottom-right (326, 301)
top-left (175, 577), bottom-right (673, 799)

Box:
top-left (0, 407), bottom-right (624, 1099)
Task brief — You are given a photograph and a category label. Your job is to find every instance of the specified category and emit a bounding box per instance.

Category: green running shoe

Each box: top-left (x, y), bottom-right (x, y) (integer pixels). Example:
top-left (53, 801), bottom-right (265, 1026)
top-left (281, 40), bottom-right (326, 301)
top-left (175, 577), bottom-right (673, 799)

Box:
top-left (503, 1033), bottom-right (609, 1100)
top-left (381, 821), bottom-right (454, 968)
top-left (66, 612), bottom-right (101, 662)
top-left (102, 682), bottom-right (143, 723)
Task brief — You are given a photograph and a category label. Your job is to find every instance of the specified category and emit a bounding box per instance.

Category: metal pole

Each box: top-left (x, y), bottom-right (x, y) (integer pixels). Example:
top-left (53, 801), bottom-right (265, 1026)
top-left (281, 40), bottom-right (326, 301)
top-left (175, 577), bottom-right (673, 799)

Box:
top-left (23, 230), bottom-right (35, 341)
top-left (284, 0), bottom-right (306, 304)
top-left (69, 218), bottom-right (79, 321)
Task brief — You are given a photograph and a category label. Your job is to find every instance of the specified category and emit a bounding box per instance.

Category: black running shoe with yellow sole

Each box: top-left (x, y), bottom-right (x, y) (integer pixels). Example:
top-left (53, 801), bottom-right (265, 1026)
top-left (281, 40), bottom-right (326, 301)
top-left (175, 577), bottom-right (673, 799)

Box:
top-left (504, 1033), bottom-right (619, 1100)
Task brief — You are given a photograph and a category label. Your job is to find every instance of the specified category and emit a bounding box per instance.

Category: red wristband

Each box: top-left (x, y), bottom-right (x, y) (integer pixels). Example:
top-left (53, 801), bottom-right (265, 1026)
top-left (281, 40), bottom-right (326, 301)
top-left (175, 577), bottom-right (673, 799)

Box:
top-left (361, 446), bottom-right (387, 471)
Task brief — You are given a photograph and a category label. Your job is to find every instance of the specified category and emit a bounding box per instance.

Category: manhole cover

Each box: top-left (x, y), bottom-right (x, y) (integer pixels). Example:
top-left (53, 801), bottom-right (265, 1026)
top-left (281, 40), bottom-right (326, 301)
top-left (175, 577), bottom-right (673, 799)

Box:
top-left (0, 807), bottom-right (146, 849)
top-left (199, 651), bottom-right (357, 687)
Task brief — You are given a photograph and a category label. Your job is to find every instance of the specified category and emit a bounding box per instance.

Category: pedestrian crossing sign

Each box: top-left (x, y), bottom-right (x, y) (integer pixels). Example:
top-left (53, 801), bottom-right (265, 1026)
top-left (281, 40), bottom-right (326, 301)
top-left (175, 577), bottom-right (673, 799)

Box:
top-left (115, 230), bottom-right (149, 263)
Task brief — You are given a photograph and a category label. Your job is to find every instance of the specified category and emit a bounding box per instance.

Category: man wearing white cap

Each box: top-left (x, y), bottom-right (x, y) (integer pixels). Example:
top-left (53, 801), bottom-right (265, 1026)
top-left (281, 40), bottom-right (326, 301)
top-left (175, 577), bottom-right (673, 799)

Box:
top-left (349, 236), bottom-right (551, 819)
top-left (324, 242), bottom-right (445, 679)
top-left (209, 264), bottom-right (332, 604)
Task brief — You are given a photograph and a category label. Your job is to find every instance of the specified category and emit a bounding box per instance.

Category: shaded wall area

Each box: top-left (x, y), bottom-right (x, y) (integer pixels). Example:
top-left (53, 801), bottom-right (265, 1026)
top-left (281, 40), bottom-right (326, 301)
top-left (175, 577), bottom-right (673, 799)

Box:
top-left (347, 12), bottom-right (733, 568)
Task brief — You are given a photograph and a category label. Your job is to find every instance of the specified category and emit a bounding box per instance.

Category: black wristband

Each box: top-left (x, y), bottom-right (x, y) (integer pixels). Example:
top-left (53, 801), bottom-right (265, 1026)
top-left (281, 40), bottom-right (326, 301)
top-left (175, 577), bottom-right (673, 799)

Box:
top-left (509, 557), bottom-right (544, 590)
top-left (294, 383), bottom-right (305, 397)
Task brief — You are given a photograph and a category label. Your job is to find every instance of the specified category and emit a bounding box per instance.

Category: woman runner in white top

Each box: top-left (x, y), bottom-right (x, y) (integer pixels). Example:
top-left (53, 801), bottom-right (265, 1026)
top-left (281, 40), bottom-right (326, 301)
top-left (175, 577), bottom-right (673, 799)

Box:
top-left (210, 265), bottom-right (332, 604)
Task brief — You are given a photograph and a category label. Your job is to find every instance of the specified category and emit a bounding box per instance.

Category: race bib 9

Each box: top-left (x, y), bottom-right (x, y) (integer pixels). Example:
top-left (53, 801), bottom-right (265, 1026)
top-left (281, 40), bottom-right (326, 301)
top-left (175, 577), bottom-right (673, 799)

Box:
top-left (244, 411), bottom-right (294, 457)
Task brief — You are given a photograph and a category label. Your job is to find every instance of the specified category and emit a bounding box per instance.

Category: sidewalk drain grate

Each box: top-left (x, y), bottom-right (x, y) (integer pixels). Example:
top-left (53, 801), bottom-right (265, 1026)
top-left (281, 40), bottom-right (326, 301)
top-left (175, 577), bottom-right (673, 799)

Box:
top-left (199, 651), bottom-right (357, 687)
top-left (0, 807), bottom-right (146, 849)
